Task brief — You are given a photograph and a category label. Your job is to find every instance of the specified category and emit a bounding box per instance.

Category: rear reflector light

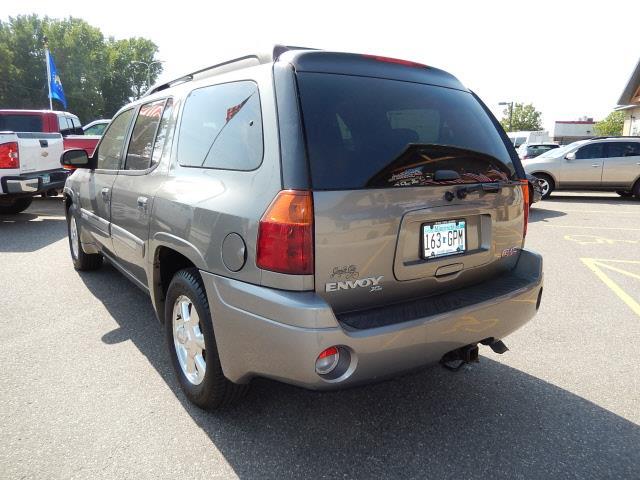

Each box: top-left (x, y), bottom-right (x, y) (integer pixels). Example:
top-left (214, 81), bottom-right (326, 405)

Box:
top-left (0, 142), bottom-right (19, 169)
top-left (315, 346), bottom-right (340, 375)
top-left (362, 54), bottom-right (427, 68)
top-left (256, 190), bottom-right (314, 275)
top-left (520, 180), bottom-right (529, 238)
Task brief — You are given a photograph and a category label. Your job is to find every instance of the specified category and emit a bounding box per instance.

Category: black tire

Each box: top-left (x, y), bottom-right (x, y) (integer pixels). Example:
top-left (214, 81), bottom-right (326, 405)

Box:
top-left (535, 174), bottom-right (555, 199)
top-left (633, 180), bottom-right (640, 200)
top-left (67, 205), bottom-right (103, 271)
top-left (164, 268), bottom-right (248, 410)
top-left (616, 190), bottom-right (633, 198)
top-left (0, 197), bottom-right (33, 214)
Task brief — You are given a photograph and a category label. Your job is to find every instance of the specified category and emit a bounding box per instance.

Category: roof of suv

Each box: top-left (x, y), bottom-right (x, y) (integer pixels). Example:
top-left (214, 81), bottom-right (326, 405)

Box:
top-left (145, 45), bottom-right (467, 98)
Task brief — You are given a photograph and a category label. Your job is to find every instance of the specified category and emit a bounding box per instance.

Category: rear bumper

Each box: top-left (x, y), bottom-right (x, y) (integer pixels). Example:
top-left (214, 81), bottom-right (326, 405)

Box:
top-left (202, 250), bottom-right (543, 390)
top-left (0, 169), bottom-right (68, 196)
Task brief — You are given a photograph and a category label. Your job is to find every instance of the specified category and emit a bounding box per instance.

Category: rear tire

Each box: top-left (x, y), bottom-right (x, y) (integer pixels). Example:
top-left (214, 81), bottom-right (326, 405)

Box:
top-left (616, 190), bottom-right (633, 198)
top-left (67, 205), bottom-right (103, 271)
top-left (165, 268), bottom-right (248, 410)
top-left (0, 197), bottom-right (33, 214)
top-left (633, 180), bottom-right (640, 200)
top-left (535, 174), bottom-right (554, 199)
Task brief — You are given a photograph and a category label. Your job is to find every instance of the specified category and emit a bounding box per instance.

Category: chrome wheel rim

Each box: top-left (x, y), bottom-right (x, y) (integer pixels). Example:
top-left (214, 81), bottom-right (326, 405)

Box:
top-left (70, 216), bottom-right (79, 259)
top-left (172, 295), bottom-right (206, 385)
top-left (538, 178), bottom-right (550, 196)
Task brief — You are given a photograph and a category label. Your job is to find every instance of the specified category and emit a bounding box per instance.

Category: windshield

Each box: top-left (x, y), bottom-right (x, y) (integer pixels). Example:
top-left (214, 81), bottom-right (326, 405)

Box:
top-left (537, 141), bottom-right (586, 159)
top-left (296, 73), bottom-right (516, 190)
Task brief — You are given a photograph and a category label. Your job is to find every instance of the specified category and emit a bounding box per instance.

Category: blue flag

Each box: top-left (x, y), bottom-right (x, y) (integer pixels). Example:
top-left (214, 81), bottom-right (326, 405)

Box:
top-left (48, 51), bottom-right (67, 109)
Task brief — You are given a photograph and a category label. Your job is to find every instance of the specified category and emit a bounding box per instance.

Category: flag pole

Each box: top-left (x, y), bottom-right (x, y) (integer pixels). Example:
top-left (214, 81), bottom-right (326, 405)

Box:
top-left (44, 36), bottom-right (52, 110)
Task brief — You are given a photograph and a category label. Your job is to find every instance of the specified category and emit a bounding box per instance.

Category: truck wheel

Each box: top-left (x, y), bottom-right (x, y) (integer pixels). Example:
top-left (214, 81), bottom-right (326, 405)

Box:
top-left (535, 174), bottom-right (554, 199)
top-left (633, 180), bottom-right (640, 200)
top-left (0, 197), bottom-right (33, 214)
top-left (616, 190), bottom-right (633, 198)
top-left (67, 206), bottom-right (102, 271)
top-left (165, 268), bottom-right (247, 410)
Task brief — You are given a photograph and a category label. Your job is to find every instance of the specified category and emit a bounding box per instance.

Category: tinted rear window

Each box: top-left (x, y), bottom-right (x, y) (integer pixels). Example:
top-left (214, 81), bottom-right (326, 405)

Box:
top-left (0, 114), bottom-right (43, 132)
top-left (296, 73), bottom-right (516, 190)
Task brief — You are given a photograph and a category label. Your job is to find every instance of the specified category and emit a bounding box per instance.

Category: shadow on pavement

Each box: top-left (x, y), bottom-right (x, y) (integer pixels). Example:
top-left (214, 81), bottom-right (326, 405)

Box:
top-left (0, 198), bottom-right (66, 252)
top-left (80, 263), bottom-right (640, 479)
top-left (528, 207), bottom-right (566, 223)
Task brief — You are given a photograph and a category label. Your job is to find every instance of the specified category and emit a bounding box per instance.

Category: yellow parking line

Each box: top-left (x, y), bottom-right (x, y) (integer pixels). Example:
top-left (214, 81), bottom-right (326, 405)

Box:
top-left (581, 258), bottom-right (640, 317)
top-left (543, 209), bottom-right (639, 215)
top-left (544, 225), bottom-right (640, 231)
top-left (596, 263), bottom-right (640, 281)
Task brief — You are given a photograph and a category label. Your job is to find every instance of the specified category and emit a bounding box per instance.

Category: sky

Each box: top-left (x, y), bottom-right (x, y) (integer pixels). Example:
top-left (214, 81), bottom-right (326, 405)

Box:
top-left (4, 0), bottom-right (638, 132)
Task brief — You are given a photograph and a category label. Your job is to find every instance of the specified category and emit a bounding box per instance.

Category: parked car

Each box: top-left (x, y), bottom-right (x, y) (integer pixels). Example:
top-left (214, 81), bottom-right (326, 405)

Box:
top-left (0, 110), bottom-right (100, 156)
top-left (522, 137), bottom-right (640, 199)
top-left (82, 119), bottom-right (110, 136)
top-left (507, 131), bottom-right (551, 148)
top-left (526, 174), bottom-right (543, 205)
top-left (518, 143), bottom-right (559, 160)
top-left (61, 46), bottom-right (543, 410)
top-left (0, 131), bottom-right (66, 214)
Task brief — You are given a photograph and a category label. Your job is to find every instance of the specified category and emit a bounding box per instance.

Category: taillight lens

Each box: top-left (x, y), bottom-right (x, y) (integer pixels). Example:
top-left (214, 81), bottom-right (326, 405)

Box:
top-left (256, 190), bottom-right (314, 275)
top-left (520, 180), bottom-right (529, 238)
top-left (0, 142), bottom-right (19, 169)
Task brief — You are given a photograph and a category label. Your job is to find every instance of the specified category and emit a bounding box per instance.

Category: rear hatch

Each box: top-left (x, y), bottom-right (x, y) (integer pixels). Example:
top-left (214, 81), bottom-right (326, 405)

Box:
top-left (296, 70), bottom-right (527, 315)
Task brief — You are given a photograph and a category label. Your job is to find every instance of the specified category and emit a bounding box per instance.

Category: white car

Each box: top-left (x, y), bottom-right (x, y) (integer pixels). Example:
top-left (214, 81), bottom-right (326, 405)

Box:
top-left (522, 137), bottom-right (640, 199)
top-left (82, 119), bottom-right (110, 136)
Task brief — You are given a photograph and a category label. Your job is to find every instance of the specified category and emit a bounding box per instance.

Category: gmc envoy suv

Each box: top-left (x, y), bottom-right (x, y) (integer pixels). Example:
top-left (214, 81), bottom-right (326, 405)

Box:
top-left (61, 46), bottom-right (543, 410)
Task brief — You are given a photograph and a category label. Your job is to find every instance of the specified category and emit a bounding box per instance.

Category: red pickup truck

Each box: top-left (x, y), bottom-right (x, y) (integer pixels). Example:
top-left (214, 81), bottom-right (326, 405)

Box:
top-left (0, 110), bottom-right (100, 156)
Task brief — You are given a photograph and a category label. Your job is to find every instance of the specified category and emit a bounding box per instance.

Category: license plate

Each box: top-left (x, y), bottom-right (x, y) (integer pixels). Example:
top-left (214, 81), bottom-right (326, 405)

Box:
top-left (41, 174), bottom-right (50, 185)
top-left (422, 219), bottom-right (466, 259)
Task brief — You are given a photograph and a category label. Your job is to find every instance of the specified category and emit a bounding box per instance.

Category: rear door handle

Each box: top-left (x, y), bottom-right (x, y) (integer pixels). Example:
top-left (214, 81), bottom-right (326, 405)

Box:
top-left (137, 196), bottom-right (149, 212)
top-left (591, 164), bottom-right (601, 167)
top-left (101, 187), bottom-right (110, 202)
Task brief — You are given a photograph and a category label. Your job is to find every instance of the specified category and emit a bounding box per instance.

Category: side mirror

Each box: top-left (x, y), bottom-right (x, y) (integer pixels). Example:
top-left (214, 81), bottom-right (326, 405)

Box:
top-left (61, 149), bottom-right (93, 168)
top-left (565, 152), bottom-right (576, 161)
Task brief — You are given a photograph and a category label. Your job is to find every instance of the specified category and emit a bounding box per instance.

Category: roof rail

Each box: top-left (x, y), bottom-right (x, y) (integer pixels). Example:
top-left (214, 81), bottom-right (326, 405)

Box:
top-left (144, 44), bottom-right (316, 97)
top-left (588, 136), bottom-right (640, 140)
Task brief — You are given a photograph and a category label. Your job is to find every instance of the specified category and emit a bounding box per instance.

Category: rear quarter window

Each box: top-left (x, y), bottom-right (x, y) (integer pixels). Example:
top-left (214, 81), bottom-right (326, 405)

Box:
top-left (177, 81), bottom-right (263, 171)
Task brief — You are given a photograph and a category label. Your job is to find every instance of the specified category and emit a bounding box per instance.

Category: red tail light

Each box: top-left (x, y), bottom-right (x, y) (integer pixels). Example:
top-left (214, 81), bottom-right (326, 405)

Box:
top-left (256, 190), bottom-right (314, 275)
top-left (0, 142), bottom-right (19, 169)
top-left (520, 180), bottom-right (529, 238)
top-left (362, 54), bottom-right (427, 68)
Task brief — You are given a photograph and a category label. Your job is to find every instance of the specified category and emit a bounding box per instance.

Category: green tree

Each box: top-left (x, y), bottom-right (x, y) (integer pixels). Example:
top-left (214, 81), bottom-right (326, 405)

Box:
top-left (0, 15), bottom-right (161, 123)
top-left (594, 111), bottom-right (624, 136)
top-left (500, 103), bottom-right (543, 132)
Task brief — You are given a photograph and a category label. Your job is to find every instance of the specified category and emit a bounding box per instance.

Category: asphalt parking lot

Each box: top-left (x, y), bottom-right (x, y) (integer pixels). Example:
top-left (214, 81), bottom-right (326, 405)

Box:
top-left (1, 194), bottom-right (639, 479)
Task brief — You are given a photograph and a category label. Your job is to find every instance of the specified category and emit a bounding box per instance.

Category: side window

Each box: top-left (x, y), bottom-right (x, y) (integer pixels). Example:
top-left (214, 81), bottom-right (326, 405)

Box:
top-left (575, 143), bottom-right (604, 160)
top-left (96, 109), bottom-right (134, 170)
top-left (178, 81), bottom-right (263, 170)
top-left (71, 116), bottom-right (83, 134)
top-left (151, 98), bottom-right (174, 166)
top-left (607, 142), bottom-right (640, 158)
top-left (58, 115), bottom-right (73, 137)
top-left (125, 100), bottom-right (165, 171)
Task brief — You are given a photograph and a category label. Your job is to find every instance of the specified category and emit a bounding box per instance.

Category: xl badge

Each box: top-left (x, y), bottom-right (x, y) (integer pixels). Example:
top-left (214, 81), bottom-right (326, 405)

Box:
top-left (325, 276), bottom-right (384, 293)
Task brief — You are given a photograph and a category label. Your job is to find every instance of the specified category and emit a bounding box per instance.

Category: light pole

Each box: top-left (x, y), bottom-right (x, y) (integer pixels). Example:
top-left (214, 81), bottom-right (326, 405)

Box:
top-left (499, 101), bottom-right (514, 131)
top-left (132, 60), bottom-right (164, 94)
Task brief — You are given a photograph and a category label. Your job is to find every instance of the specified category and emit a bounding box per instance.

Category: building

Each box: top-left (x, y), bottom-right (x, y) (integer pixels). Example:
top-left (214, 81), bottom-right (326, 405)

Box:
top-left (552, 117), bottom-right (595, 145)
top-left (617, 57), bottom-right (640, 136)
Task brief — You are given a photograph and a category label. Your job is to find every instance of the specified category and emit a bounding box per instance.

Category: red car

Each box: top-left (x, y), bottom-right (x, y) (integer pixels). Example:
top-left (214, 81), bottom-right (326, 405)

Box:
top-left (0, 109), bottom-right (100, 157)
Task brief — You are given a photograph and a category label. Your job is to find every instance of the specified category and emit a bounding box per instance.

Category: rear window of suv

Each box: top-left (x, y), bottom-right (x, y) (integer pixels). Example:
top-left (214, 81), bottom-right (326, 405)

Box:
top-left (296, 73), bottom-right (516, 190)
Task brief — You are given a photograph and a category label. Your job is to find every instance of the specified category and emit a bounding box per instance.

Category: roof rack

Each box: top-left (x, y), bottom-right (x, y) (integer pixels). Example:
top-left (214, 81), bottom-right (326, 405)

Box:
top-left (144, 44), bottom-right (316, 97)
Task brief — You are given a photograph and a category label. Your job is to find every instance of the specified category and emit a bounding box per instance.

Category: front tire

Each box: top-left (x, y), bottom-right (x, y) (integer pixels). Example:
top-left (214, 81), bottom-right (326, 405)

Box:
top-left (535, 174), bottom-right (554, 199)
top-left (616, 190), bottom-right (633, 198)
top-left (67, 206), bottom-right (102, 271)
top-left (0, 197), bottom-right (33, 214)
top-left (164, 268), bottom-right (247, 410)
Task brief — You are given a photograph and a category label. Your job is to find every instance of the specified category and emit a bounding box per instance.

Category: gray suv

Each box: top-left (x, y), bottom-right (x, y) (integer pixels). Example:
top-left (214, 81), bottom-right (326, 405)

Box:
top-left (61, 46), bottom-right (543, 410)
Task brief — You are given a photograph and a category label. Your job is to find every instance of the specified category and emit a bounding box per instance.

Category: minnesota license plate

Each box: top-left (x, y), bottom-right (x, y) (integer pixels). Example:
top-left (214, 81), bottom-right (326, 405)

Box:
top-left (41, 174), bottom-right (50, 184)
top-left (422, 219), bottom-right (466, 259)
